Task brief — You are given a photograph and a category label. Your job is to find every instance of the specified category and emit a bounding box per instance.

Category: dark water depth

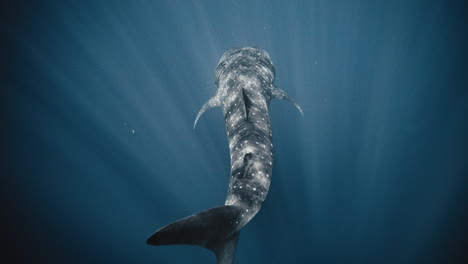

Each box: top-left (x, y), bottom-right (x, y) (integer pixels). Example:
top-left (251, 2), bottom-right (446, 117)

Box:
top-left (2, 0), bottom-right (468, 263)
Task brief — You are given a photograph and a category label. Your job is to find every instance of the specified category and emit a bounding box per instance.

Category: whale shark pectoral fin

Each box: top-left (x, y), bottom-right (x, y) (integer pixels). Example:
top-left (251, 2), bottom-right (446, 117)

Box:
top-left (194, 96), bottom-right (221, 129)
top-left (147, 205), bottom-right (243, 254)
top-left (271, 86), bottom-right (304, 116)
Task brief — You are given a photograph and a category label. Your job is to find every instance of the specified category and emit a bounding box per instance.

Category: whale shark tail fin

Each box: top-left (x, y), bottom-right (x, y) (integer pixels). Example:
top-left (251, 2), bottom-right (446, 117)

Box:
top-left (147, 205), bottom-right (243, 264)
top-left (271, 86), bottom-right (303, 116)
top-left (194, 96), bottom-right (221, 129)
top-left (214, 231), bottom-right (240, 264)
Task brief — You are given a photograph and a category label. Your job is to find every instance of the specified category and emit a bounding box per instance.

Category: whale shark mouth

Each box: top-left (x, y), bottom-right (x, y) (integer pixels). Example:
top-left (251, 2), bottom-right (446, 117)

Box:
top-left (218, 47), bottom-right (271, 64)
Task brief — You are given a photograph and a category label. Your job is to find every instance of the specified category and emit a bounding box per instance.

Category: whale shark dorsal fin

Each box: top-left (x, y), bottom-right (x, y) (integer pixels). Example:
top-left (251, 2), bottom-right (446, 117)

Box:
top-left (194, 96), bottom-right (222, 129)
top-left (271, 86), bottom-right (304, 116)
top-left (242, 88), bottom-right (252, 119)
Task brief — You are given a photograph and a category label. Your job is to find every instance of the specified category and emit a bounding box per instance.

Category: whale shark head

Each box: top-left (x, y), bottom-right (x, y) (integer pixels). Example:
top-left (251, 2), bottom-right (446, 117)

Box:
top-left (215, 47), bottom-right (276, 87)
top-left (193, 47), bottom-right (302, 129)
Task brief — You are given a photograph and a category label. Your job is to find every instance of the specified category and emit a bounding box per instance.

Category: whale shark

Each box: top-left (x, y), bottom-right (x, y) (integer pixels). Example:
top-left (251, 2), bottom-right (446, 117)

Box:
top-left (147, 47), bottom-right (302, 264)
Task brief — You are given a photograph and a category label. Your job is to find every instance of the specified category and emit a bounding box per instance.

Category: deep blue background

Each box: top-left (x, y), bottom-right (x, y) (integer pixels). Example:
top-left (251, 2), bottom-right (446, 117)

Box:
top-left (2, 0), bottom-right (468, 263)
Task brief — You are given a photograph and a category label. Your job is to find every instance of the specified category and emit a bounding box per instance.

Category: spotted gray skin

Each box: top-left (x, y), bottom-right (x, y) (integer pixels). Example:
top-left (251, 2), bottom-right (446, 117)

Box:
top-left (198, 48), bottom-right (302, 222)
top-left (147, 47), bottom-right (302, 264)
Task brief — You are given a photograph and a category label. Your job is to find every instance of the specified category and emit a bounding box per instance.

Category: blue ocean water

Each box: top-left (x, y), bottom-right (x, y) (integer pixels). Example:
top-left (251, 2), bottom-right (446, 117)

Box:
top-left (2, 0), bottom-right (467, 263)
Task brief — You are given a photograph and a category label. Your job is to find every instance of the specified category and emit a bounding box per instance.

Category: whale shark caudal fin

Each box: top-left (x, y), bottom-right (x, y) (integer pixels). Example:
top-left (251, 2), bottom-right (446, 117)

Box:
top-left (194, 96), bottom-right (222, 129)
top-left (147, 205), bottom-right (243, 264)
top-left (215, 231), bottom-right (240, 264)
top-left (271, 86), bottom-right (304, 116)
